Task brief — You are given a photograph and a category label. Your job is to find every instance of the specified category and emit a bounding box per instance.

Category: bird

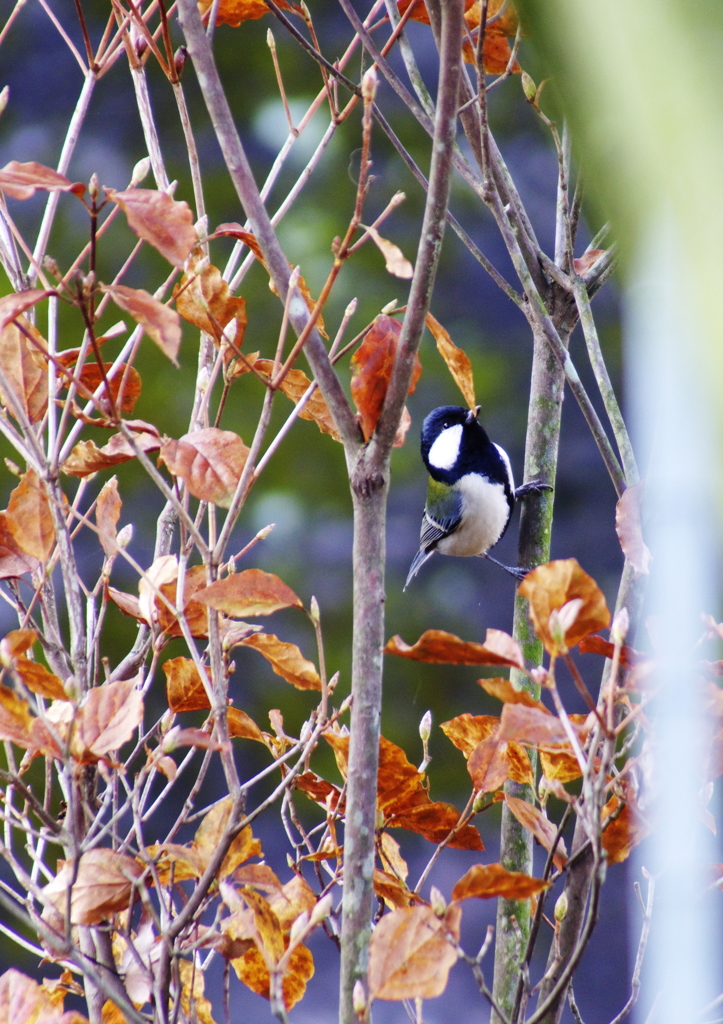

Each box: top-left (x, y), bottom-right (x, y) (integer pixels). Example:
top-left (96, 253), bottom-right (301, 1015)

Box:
top-left (404, 405), bottom-right (549, 590)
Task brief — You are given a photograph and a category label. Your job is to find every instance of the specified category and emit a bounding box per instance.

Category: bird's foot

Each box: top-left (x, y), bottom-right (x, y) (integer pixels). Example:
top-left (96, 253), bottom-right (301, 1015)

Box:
top-left (515, 479), bottom-right (553, 500)
top-left (484, 552), bottom-right (532, 582)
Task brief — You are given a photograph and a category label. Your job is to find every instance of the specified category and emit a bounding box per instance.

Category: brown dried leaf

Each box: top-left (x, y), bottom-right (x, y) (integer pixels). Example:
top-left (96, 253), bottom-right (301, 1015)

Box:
top-left (0, 315), bottom-right (48, 423)
top-left (374, 869), bottom-right (416, 909)
top-left (6, 469), bottom-right (55, 562)
top-left (66, 361), bottom-right (141, 415)
top-left (71, 678), bottom-right (144, 762)
top-left (0, 290), bottom-right (54, 332)
top-left (385, 628), bottom-right (524, 667)
top-left (0, 629), bottom-right (37, 659)
top-left (195, 568), bottom-right (303, 618)
top-left (519, 558), bottom-right (610, 655)
top-left (615, 484), bottom-right (651, 576)
top-left (194, 796), bottom-right (262, 877)
top-left (578, 634), bottom-right (647, 669)
top-left (159, 428), bottom-right (249, 508)
top-left (240, 633), bottom-right (321, 690)
top-left (232, 943), bottom-right (313, 1010)
top-left (479, 676), bottom-right (549, 712)
top-left (268, 875), bottom-right (317, 932)
top-left (393, 405), bottom-right (412, 448)
top-left (109, 189), bottom-right (196, 267)
top-left (505, 796), bottom-right (567, 870)
top-left (365, 225), bottom-right (413, 279)
top-left (227, 707), bottom-right (269, 744)
top-left (468, 736), bottom-right (512, 793)
top-left (254, 360), bottom-right (341, 442)
top-left (174, 254), bottom-right (247, 347)
top-left (43, 850), bottom-right (142, 925)
top-left (452, 863), bottom-right (551, 901)
top-left (368, 904), bottom-right (460, 1001)
top-left (0, 513), bottom-right (39, 578)
top-left (497, 703), bottom-right (574, 746)
top-left (156, 564), bottom-right (209, 639)
top-left (0, 685), bottom-right (34, 748)
top-left (425, 312), bottom-right (476, 409)
top-left (0, 161), bottom-right (84, 199)
top-left (178, 960), bottom-right (216, 1024)
top-left (163, 656), bottom-right (210, 712)
top-left (573, 249), bottom-right (606, 275)
top-left (462, 32), bottom-right (521, 72)
top-left (350, 315), bottom-right (421, 441)
top-left (12, 657), bottom-right (67, 700)
top-left (103, 285), bottom-right (182, 364)
top-left (211, 225), bottom-right (266, 263)
top-left (440, 713), bottom-right (498, 756)
top-left (539, 747), bottom-right (583, 784)
top-left (96, 477), bottom-right (121, 559)
top-left (0, 968), bottom-right (89, 1024)
top-left (62, 429), bottom-right (161, 477)
top-left (293, 771), bottom-right (343, 810)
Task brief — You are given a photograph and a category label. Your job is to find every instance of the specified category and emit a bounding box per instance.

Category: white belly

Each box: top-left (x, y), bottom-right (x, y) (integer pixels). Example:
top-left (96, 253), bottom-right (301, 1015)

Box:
top-left (437, 473), bottom-right (510, 557)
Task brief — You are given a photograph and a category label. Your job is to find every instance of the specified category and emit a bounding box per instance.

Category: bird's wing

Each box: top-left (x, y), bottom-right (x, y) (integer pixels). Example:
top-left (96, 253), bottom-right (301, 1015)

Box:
top-left (404, 482), bottom-right (463, 590)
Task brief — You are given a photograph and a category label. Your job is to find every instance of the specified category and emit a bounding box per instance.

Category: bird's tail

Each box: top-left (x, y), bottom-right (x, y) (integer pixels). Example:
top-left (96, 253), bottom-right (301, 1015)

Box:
top-left (403, 548), bottom-right (434, 591)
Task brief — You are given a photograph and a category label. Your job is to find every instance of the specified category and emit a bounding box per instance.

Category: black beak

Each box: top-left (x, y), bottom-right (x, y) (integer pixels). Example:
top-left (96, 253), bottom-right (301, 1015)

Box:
top-left (466, 405), bottom-right (481, 424)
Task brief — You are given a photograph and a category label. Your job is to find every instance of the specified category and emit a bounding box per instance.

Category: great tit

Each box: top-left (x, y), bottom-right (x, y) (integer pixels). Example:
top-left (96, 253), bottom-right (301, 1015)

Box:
top-left (404, 405), bottom-right (548, 589)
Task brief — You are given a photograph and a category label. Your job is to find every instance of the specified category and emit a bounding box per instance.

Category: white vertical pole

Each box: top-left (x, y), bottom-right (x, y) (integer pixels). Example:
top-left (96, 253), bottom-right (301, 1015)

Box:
top-left (628, 220), bottom-right (721, 1022)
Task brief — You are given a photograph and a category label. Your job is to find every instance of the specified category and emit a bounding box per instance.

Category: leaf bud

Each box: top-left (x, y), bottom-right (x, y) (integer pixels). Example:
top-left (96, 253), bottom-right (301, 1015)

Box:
top-left (430, 885), bottom-right (446, 917)
top-left (538, 774), bottom-right (550, 806)
top-left (418, 709), bottom-right (432, 745)
top-left (131, 157), bottom-right (151, 186)
top-left (165, 180), bottom-right (179, 197)
top-left (361, 67), bottom-right (378, 103)
top-left (611, 607), bottom-right (630, 645)
top-left (310, 892), bottom-right (333, 926)
top-left (89, 173), bottom-right (100, 201)
top-left (554, 890), bottom-right (568, 923)
top-left (530, 666), bottom-right (548, 687)
top-left (380, 298), bottom-right (398, 314)
top-left (472, 789), bottom-right (487, 814)
top-left (266, 28), bottom-right (276, 51)
top-left (42, 256), bottom-right (60, 278)
top-left (288, 911), bottom-right (310, 946)
top-left (309, 595), bottom-right (321, 625)
top-left (174, 46), bottom-right (188, 78)
top-left (547, 609), bottom-right (566, 651)
top-left (352, 981), bottom-right (367, 1018)
top-left (521, 71), bottom-right (537, 103)
top-left (0, 86), bottom-right (9, 118)
top-left (327, 670), bottom-right (340, 693)
top-left (345, 297), bottom-right (358, 318)
top-left (82, 270), bottom-right (96, 294)
top-left (194, 214), bottom-right (209, 240)
top-left (134, 33), bottom-right (148, 60)
top-left (117, 523), bottom-right (133, 549)
top-left (558, 598), bottom-right (583, 635)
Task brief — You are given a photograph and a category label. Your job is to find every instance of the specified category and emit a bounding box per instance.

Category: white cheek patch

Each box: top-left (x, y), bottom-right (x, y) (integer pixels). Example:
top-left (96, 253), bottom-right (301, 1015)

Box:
top-left (428, 424), bottom-right (463, 470)
top-left (494, 443), bottom-right (515, 493)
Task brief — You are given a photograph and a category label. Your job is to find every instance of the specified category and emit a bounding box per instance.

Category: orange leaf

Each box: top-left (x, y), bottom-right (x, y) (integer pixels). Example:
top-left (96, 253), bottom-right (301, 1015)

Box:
top-left (156, 564), bottom-right (209, 638)
top-left (573, 249), bottom-right (606, 275)
top-left (163, 656), bottom-right (210, 712)
top-left (374, 869), bottom-right (417, 910)
top-left (211, 224), bottom-right (266, 263)
top-left (293, 770), bottom-right (343, 810)
top-left (0, 315), bottom-right (48, 424)
top-left (451, 863), bottom-right (550, 901)
top-left (0, 629), bottom-right (37, 659)
top-left (42, 850), bottom-right (142, 925)
top-left (468, 736), bottom-right (522, 792)
top-left (385, 627), bottom-right (524, 667)
top-left (441, 713), bottom-right (498, 756)
top-left (108, 189), bottom-right (197, 268)
top-left (96, 477), bottom-right (122, 559)
top-left (0, 685), bottom-right (34, 748)
top-left (462, 33), bottom-right (521, 72)
top-left (6, 469), bottom-right (55, 563)
top-left (364, 225), bottom-right (413, 279)
top-left (228, 707), bottom-right (269, 744)
top-left (174, 253), bottom-right (247, 347)
top-left (425, 312), bottom-right (476, 409)
top-left (195, 568), bottom-right (303, 617)
top-left (578, 634), bottom-right (646, 669)
top-left (103, 285), bottom-right (182, 364)
top-left (601, 785), bottom-right (651, 864)
top-left (71, 678), bottom-right (144, 762)
top-left (178, 961), bottom-right (215, 1024)
top-left (615, 483), bottom-right (651, 576)
top-left (159, 428), bottom-right (249, 508)
top-left (518, 558), bottom-right (610, 655)
top-left (254, 360), bottom-right (341, 442)
top-left (199, 0), bottom-right (295, 26)
top-left (232, 943), bottom-right (314, 1010)
top-left (0, 513), bottom-right (38, 578)
top-left (505, 796), bottom-right (567, 870)
top-left (194, 797), bottom-right (261, 877)
top-left (350, 315), bottom-right (421, 442)
top-left (241, 633), bottom-right (321, 690)
top-left (479, 676), bottom-right (549, 712)
top-left (539, 747), bottom-right (583, 784)
top-left (0, 160), bottom-right (84, 199)
top-left (62, 428), bottom-right (161, 477)
top-left (0, 969), bottom-right (89, 1024)
top-left (368, 904), bottom-right (460, 1001)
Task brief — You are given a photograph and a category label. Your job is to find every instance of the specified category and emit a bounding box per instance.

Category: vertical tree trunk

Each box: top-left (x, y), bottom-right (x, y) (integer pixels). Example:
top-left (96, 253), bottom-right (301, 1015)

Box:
top-left (491, 320), bottom-right (569, 1022)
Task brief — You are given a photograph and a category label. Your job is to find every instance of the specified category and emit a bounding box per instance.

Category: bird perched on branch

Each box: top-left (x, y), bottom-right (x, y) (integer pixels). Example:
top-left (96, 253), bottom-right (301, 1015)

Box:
top-left (404, 405), bottom-right (549, 590)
